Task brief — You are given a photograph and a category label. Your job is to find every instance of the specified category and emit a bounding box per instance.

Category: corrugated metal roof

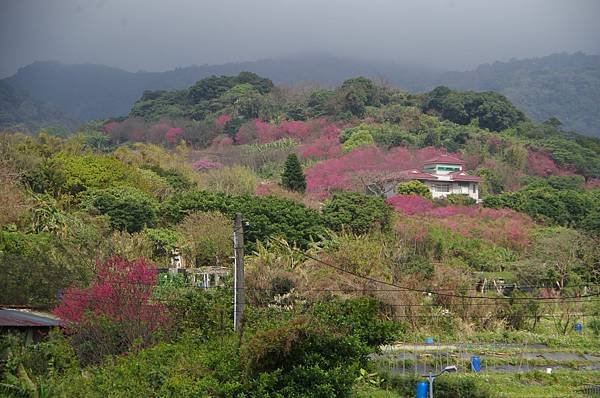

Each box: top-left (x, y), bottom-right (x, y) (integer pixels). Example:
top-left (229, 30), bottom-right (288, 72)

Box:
top-left (0, 308), bottom-right (60, 327)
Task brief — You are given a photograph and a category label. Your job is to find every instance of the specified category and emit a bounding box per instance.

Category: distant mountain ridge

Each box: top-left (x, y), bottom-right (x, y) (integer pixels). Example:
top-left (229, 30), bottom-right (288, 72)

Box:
top-left (0, 80), bottom-right (76, 132)
top-left (431, 52), bottom-right (600, 136)
top-left (2, 53), bottom-right (599, 136)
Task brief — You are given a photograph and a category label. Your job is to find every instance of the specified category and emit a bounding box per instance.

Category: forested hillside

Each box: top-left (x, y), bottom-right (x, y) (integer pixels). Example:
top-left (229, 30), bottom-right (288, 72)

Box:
top-left (3, 53), bottom-right (599, 136)
top-left (433, 52), bottom-right (600, 137)
top-left (2, 73), bottom-right (600, 397)
top-left (0, 80), bottom-right (76, 132)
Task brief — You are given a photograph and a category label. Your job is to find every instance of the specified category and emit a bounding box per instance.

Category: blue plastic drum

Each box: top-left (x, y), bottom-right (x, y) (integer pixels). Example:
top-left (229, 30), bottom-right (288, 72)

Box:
top-left (574, 323), bottom-right (583, 332)
top-left (471, 355), bottom-right (481, 372)
top-left (416, 381), bottom-right (429, 398)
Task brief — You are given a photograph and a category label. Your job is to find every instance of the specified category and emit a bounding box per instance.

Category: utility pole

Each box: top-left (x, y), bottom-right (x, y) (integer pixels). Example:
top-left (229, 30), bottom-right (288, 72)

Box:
top-left (233, 213), bottom-right (245, 331)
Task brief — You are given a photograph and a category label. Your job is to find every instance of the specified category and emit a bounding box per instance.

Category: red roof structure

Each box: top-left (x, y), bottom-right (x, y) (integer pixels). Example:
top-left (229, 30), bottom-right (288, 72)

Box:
top-left (448, 171), bottom-right (483, 182)
top-left (423, 154), bottom-right (465, 165)
top-left (381, 154), bottom-right (482, 184)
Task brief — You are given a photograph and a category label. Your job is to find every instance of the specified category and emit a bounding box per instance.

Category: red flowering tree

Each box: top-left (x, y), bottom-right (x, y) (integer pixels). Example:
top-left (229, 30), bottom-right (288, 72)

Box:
top-left (165, 127), bottom-right (183, 145)
top-left (275, 120), bottom-right (311, 142)
top-left (149, 121), bottom-right (172, 143)
top-left (54, 257), bottom-right (171, 364)
top-left (305, 146), bottom-right (450, 199)
top-left (255, 119), bottom-right (274, 143)
top-left (299, 125), bottom-right (341, 160)
top-left (386, 194), bottom-right (434, 215)
top-left (215, 114), bottom-right (232, 130)
top-left (526, 149), bottom-right (561, 177)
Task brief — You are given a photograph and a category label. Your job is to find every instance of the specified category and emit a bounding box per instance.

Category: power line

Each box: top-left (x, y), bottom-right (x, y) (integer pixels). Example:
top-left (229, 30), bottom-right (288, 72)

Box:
top-left (284, 246), bottom-right (600, 301)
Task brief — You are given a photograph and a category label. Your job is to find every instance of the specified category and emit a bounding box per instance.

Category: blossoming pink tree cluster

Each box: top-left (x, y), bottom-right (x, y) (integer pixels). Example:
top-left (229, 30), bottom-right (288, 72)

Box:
top-left (386, 194), bottom-right (434, 215)
top-left (165, 127), bottom-right (183, 144)
top-left (299, 125), bottom-right (341, 160)
top-left (305, 146), bottom-right (450, 199)
top-left (54, 257), bottom-right (171, 335)
top-left (215, 114), bottom-right (232, 130)
top-left (388, 195), bottom-right (533, 251)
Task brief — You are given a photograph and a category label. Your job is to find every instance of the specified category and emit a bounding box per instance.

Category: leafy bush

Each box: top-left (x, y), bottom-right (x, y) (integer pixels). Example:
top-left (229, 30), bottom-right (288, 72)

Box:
top-left (322, 192), bottom-right (393, 235)
top-left (83, 186), bottom-right (158, 232)
top-left (341, 128), bottom-right (375, 153)
top-left (175, 211), bottom-right (232, 267)
top-left (162, 190), bottom-right (326, 250)
top-left (384, 373), bottom-right (491, 398)
top-left (588, 318), bottom-right (600, 336)
top-left (241, 317), bottom-right (363, 398)
top-left (311, 297), bottom-right (400, 348)
top-left (0, 230), bottom-right (93, 306)
top-left (444, 193), bottom-right (476, 206)
top-left (396, 180), bottom-right (432, 199)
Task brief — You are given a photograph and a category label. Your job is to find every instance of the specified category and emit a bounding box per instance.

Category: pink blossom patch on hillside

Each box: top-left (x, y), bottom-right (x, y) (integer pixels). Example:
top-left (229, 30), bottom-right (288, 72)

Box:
top-left (585, 178), bottom-right (600, 189)
top-left (53, 257), bottom-right (170, 332)
top-left (275, 121), bottom-right (311, 142)
top-left (211, 134), bottom-right (234, 148)
top-left (165, 127), bottom-right (183, 144)
top-left (236, 119), bottom-right (271, 144)
top-left (300, 125), bottom-right (341, 160)
top-left (526, 149), bottom-right (561, 177)
top-left (305, 146), bottom-right (452, 199)
top-left (388, 197), bottom-right (534, 251)
top-left (424, 206), bottom-right (533, 251)
top-left (102, 121), bottom-right (120, 134)
top-left (193, 159), bottom-right (224, 171)
top-left (215, 114), bottom-right (232, 130)
top-left (386, 195), bottom-right (434, 215)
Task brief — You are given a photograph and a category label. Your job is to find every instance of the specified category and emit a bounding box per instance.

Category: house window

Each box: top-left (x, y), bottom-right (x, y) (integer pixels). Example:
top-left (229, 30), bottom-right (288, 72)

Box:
top-left (472, 184), bottom-right (476, 194)
top-left (434, 183), bottom-right (450, 193)
top-left (437, 166), bottom-right (461, 172)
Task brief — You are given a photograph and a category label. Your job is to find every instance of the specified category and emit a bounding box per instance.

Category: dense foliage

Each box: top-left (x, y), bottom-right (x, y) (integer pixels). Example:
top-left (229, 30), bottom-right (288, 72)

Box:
top-left (2, 70), bottom-right (600, 397)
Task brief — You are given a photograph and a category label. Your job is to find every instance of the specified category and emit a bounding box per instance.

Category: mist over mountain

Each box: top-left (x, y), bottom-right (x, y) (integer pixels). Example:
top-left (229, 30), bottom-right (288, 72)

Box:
top-left (2, 53), bottom-right (599, 136)
top-left (0, 80), bottom-right (77, 132)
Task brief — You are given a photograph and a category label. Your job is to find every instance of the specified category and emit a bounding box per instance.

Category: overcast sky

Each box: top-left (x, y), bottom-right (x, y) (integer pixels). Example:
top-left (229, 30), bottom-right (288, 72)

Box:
top-left (1, 0), bottom-right (599, 78)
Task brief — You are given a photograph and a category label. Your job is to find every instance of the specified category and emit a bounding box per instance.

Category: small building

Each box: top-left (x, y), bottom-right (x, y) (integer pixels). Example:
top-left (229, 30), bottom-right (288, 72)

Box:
top-left (382, 154), bottom-right (482, 201)
top-left (0, 308), bottom-right (60, 343)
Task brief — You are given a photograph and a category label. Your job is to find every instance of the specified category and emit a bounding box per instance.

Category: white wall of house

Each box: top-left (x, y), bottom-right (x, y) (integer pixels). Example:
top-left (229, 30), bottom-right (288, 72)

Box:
top-left (383, 180), bottom-right (479, 201)
top-left (424, 181), bottom-right (479, 201)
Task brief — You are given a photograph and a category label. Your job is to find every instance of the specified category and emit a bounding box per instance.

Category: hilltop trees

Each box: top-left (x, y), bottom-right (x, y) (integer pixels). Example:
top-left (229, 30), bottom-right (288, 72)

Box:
top-left (423, 86), bottom-right (526, 131)
top-left (281, 153), bottom-right (306, 193)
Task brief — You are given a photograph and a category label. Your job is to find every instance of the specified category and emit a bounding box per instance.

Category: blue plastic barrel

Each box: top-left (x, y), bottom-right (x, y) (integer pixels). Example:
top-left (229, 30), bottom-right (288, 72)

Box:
top-left (471, 355), bottom-right (481, 372)
top-left (575, 323), bottom-right (583, 332)
top-left (416, 381), bottom-right (429, 398)
top-left (424, 337), bottom-right (434, 344)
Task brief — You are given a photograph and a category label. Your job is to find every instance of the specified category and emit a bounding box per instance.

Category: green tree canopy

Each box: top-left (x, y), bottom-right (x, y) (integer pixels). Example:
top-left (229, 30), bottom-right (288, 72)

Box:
top-left (395, 180), bottom-right (433, 199)
top-left (84, 186), bottom-right (158, 232)
top-left (281, 153), bottom-right (306, 193)
top-left (322, 192), bottom-right (393, 235)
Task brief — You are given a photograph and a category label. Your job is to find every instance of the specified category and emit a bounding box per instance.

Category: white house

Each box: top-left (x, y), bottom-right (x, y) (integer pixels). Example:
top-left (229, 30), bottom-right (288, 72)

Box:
top-left (381, 154), bottom-right (482, 201)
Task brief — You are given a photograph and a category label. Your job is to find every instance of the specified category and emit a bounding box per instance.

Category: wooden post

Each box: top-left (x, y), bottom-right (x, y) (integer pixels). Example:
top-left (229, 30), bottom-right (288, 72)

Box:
top-left (233, 213), bottom-right (245, 331)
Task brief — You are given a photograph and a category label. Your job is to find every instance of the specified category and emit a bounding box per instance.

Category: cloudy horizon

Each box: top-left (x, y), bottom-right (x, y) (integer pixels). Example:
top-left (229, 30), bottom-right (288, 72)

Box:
top-left (1, 0), bottom-right (599, 78)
